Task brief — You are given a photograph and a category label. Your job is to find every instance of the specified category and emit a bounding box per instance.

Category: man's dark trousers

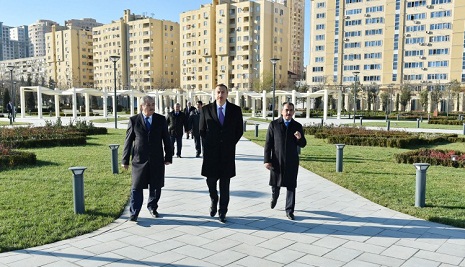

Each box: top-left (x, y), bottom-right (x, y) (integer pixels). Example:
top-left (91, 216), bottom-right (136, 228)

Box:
top-left (170, 136), bottom-right (182, 156)
top-left (130, 186), bottom-right (162, 217)
top-left (206, 177), bottom-right (230, 216)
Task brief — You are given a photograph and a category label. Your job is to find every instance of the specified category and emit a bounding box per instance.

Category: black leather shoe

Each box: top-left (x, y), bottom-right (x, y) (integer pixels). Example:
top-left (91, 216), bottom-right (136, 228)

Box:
top-left (149, 210), bottom-right (160, 218)
top-left (196, 154), bottom-right (200, 158)
top-left (129, 215), bottom-right (138, 222)
top-left (219, 214), bottom-right (226, 223)
top-left (210, 199), bottom-right (218, 217)
top-left (286, 213), bottom-right (295, 220)
top-left (270, 198), bottom-right (277, 209)
top-left (177, 155), bottom-right (182, 158)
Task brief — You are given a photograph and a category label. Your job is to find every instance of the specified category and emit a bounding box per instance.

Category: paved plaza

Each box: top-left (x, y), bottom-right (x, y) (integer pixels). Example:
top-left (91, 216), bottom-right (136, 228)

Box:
top-left (1, 116), bottom-right (465, 266)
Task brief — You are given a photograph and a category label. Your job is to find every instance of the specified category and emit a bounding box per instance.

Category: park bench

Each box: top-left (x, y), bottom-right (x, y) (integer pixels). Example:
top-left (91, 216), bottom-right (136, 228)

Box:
top-left (63, 109), bottom-right (80, 116)
top-left (92, 109), bottom-right (105, 116)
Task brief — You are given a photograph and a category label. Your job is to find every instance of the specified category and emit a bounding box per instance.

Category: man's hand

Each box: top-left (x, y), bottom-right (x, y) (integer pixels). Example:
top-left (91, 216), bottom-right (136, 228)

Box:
top-left (294, 131), bottom-right (301, 140)
top-left (264, 163), bottom-right (272, 170)
top-left (122, 164), bottom-right (129, 170)
top-left (164, 161), bottom-right (171, 165)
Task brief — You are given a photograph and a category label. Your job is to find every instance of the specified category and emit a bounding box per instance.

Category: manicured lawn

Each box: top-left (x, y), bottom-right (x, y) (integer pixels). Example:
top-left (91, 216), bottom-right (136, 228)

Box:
top-left (0, 129), bottom-right (130, 253)
top-left (244, 130), bottom-right (465, 229)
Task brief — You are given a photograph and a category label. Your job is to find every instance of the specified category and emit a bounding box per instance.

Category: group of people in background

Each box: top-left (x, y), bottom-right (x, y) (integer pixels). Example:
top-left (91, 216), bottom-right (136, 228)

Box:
top-left (121, 84), bottom-right (306, 224)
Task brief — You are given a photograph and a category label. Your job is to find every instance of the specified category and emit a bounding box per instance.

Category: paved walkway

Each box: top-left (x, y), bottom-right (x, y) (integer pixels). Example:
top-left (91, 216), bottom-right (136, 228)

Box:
top-left (1, 116), bottom-right (465, 266)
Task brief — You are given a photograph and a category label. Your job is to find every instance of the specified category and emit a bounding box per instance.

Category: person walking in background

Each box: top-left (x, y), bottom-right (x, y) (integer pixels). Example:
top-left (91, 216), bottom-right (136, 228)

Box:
top-left (166, 103), bottom-right (187, 158)
top-left (122, 96), bottom-right (172, 222)
top-left (188, 100), bottom-right (203, 158)
top-left (184, 101), bottom-right (196, 139)
top-left (199, 84), bottom-right (243, 223)
top-left (264, 102), bottom-right (306, 220)
top-left (6, 101), bottom-right (13, 119)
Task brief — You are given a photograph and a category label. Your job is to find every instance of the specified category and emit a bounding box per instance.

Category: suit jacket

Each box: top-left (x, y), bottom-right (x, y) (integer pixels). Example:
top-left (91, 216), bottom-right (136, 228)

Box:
top-left (6, 103), bottom-right (13, 114)
top-left (264, 117), bottom-right (307, 188)
top-left (166, 111), bottom-right (187, 137)
top-left (184, 106), bottom-right (196, 130)
top-left (188, 109), bottom-right (201, 137)
top-left (199, 101), bottom-right (243, 179)
top-left (122, 113), bottom-right (172, 190)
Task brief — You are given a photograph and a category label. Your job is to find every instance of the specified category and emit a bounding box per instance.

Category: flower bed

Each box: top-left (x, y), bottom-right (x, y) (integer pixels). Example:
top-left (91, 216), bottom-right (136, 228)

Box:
top-left (395, 149), bottom-right (465, 168)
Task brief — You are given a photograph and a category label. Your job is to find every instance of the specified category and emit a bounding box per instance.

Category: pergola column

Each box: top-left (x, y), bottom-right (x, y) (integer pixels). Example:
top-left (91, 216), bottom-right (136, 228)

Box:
top-left (20, 87), bottom-right (26, 118)
top-left (129, 91), bottom-right (135, 116)
top-left (72, 88), bottom-right (78, 119)
top-left (103, 89), bottom-right (108, 118)
top-left (37, 87), bottom-right (43, 118)
top-left (84, 93), bottom-right (90, 117)
top-left (54, 95), bottom-right (60, 118)
top-left (306, 90), bottom-right (310, 119)
top-left (291, 90), bottom-right (296, 106)
top-left (337, 89), bottom-right (342, 119)
top-left (323, 89), bottom-right (328, 122)
top-left (262, 90), bottom-right (267, 119)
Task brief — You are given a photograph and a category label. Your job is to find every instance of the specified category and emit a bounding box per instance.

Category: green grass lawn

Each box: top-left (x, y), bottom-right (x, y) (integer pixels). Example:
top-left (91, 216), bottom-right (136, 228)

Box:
top-left (0, 129), bottom-right (130, 253)
top-left (244, 130), bottom-right (465, 229)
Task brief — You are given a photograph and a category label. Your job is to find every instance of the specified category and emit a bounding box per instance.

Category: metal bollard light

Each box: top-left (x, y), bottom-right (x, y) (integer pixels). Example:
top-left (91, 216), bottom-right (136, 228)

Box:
top-left (68, 167), bottom-right (87, 214)
top-left (413, 163), bottom-right (430, 208)
top-left (335, 144), bottom-right (345, 172)
top-left (255, 124), bottom-right (259, 137)
top-left (360, 116), bottom-right (363, 126)
top-left (109, 144), bottom-right (120, 174)
top-left (387, 120), bottom-right (391, 131)
top-left (321, 118), bottom-right (324, 126)
top-left (463, 123), bottom-right (465, 136)
top-left (417, 118), bottom-right (420, 128)
top-left (243, 121), bottom-right (247, 132)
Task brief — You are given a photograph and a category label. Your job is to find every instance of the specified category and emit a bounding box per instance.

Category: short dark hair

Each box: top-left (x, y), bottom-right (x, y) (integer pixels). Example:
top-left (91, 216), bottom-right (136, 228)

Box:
top-left (197, 100), bottom-right (203, 105)
top-left (215, 84), bottom-right (228, 91)
top-left (282, 102), bottom-right (294, 108)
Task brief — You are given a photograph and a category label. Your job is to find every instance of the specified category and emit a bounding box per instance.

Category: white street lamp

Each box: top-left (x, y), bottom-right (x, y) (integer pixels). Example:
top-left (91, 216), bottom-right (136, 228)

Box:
top-left (270, 58), bottom-right (280, 121)
top-left (109, 55), bottom-right (121, 129)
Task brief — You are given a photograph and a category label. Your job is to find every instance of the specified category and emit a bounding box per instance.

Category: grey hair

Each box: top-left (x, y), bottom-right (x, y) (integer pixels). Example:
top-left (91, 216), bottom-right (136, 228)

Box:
top-left (141, 96), bottom-right (154, 104)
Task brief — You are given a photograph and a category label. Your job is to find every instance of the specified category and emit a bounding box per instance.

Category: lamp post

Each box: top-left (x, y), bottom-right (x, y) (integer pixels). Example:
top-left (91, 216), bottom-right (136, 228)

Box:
top-left (270, 58), bottom-right (280, 121)
top-left (387, 84), bottom-right (393, 116)
top-left (109, 55), bottom-right (120, 129)
top-left (7, 65), bottom-right (15, 123)
top-left (352, 71), bottom-right (360, 124)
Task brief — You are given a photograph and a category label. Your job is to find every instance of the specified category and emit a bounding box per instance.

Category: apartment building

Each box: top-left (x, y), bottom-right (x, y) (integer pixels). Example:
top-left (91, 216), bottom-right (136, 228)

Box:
top-left (0, 22), bottom-right (29, 60)
top-left (180, 0), bottom-right (289, 92)
top-left (0, 56), bottom-right (47, 84)
top-left (65, 18), bottom-right (103, 30)
top-left (29, 20), bottom-right (60, 57)
top-left (278, 0), bottom-right (305, 79)
top-left (45, 25), bottom-right (94, 89)
top-left (308, 0), bottom-right (465, 89)
top-left (92, 10), bottom-right (180, 92)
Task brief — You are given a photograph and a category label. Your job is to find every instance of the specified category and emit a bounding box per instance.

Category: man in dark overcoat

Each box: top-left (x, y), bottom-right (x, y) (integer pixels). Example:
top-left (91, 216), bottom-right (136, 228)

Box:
top-left (264, 102), bottom-right (306, 220)
top-left (122, 96), bottom-right (172, 222)
top-left (184, 101), bottom-right (196, 139)
top-left (188, 100), bottom-right (203, 157)
top-left (166, 103), bottom-right (187, 158)
top-left (199, 84), bottom-right (243, 223)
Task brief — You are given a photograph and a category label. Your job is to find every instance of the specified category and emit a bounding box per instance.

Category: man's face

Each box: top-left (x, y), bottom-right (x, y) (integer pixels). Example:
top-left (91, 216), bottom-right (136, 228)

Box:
top-left (175, 104), bottom-right (181, 112)
top-left (196, 103), bottom-right (202, 110)
top-left (142, 100), bottom-right (155, 117)
top-left (215, 86), bottom-right (228, 105)
top-left (281, 104), bottom-right (295, 121)
top-left (187, 102), bottom-right (191, 107)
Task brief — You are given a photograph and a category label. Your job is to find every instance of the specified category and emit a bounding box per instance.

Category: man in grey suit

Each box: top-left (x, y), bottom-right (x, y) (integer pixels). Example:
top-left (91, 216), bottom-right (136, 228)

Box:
top-left (199, 84), bottom-right (243, 223)
top-left (122, 96), bottom-right (172, 222)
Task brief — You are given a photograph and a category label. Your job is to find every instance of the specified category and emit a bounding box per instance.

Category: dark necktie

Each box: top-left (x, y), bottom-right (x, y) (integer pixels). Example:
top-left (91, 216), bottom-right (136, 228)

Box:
top-left (218, 106), bottom-right (225, 125)
top-left (285, 121), bottom-right (289, 127)
top-left (145, 117), bottom-right (151, 131)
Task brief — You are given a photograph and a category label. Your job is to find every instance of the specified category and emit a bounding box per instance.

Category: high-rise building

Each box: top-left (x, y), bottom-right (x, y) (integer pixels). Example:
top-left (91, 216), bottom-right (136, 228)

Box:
top-left (0, 22), bottom-right (29, 61)
top-left (65, 18), bottom-right (103, 30)
top-left (29, 20), bottom-right (60, 57)
top-left (307, 0), bottom-right (465, 89)
top-left (92, 10), bottom-right (180, 92)
top-left (278, 0), bottom-right (305, 79)
top-left (45, 25), bottom-right (94, 89)
top-left (180, 0), bottom-right (289, 91)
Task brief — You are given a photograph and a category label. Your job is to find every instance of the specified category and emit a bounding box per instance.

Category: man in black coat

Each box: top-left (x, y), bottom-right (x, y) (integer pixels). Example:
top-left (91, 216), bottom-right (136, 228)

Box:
top-left (188, 100), bottom-right (203, 157)
top-left (166, 103), bottom-right (187, 158)
top-left (122, 96), bottom-right (172, 222)
top-left (264, 102), bottom-right (306, 220)
top-left (6, 101), bottom-right (13, 119)
top-left (199, 84), bottom-right (243, 223)
top-left (184, 101), bottom-right (196, 139)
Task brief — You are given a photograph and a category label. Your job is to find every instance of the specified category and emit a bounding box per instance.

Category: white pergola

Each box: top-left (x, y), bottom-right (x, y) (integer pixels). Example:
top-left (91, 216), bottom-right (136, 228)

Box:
top-left (19, 86), bottom-right (342, 122)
